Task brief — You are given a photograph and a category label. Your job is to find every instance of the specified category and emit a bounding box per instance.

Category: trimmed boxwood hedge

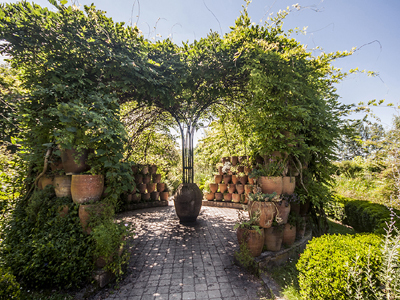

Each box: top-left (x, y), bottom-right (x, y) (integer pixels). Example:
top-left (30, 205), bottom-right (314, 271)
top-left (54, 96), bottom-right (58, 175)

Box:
top-left (343, 199), bottom-right (400, 234)
top-left (297, 233), bottom-right (382, 300)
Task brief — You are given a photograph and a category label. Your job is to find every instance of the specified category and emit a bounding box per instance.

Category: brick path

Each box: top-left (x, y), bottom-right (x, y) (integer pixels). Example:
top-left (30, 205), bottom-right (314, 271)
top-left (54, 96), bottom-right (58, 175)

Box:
top-left (93, 203), bottom-right (268, 300)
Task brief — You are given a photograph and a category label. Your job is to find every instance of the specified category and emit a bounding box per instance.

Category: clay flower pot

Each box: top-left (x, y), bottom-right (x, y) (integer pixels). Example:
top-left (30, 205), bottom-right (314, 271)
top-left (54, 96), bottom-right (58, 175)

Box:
top-left (131, 165), bottom-right (139, 174)
top-left (150, 191), bottom-right (159, 201)
top-left (146, 183), bottom-right (156, 193)
top-left (244, 166), bottom-right (252, 175)
top-left (282, 177), bottom-right (295, 194)
top-left (79, 203), bottom-right (107, 234)
top-left (244, 184), bottom-right (253, 194)
top-left (142, 174), bottom-right (151, 184)
top-left (259, 176), bottom-right (283, 195)
top-left (237, 165), bottom-right (245, 173)
top-left (141, 193), bottom-right (150, 201)
top-left (134, 173), bottom-right (143, 184)
top-left (248, 200), bottom-right (277, 228)
top-left (215, 192), bottom-right (223, 201)
top-left (157, 182), bottom-right (166, 192)
top-left (160, 191), bottom-right (169, 201)
top-left (282, 223), bottom-right (296, 247)
top-left (60, 148), bottom-right (91, 175)
top-left (152, 174), bottom-right (161, 183)
top-left (223, 193), bottom-right (232, 201)
top-left (38, 176), bottom-right (53, 190)
top-left (236, 184), bottom-right (244, 194)
top-left (223, 175), bottom-right (232, 184)
top-left (71, 175), bottom-right (104, 204)
top-left (238, 175), bottom-right (248, 185)
top-left (221, 157), bottom-right (230, 163)
top-left (205, 192), bottom-right (215, 201)
top-left (296, 217), bottom-right (307, 239)
top-left (218, 183), bottom-right (227, 193)
top-left (231, 175), bottom-right (238, 184)
top-left (138, 183), bottom-right (147, 194)
top-left (237, 227), bottom-right (265, 257)
top-left (131, 193), bottom-right (141, 203)
top-left (214, 175), bottom-right (222, 184)
top-left (209, 183), bottom-right (218, 193)
top-left (141, 166), bottom-right (149, 175)
top-left (231, 156), bottom-right (238, 166)
top-left (232, 193), bottom-right (241, 203)
top-left (275, 199), bottom-right (291, 224)
top-left (248, 176), bottom-right (255, 185)
top-left (58, 205), bottom-right (69, 218)
top-left (217, 166), bottom-right (223, 175)
top-left (174, 183), bottom-right (202, 223)
top-left (264, 225), bottom-right (284, 252)
top-left (228, 183), bottom-right (236, 193)
top-left (150, 165), bottom-right (157, 175)
top-left (54, 175), bottom-right (72, 197)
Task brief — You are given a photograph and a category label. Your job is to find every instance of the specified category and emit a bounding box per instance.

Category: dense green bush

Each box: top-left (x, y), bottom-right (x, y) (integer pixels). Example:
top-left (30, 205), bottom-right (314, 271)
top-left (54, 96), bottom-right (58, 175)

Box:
top-left (0, 267), bottom-right (20, 300)
top-left (297, 233), bottom-right (382, 300)
top-left (1, 187), bottom-right (94, 289)
top-left (344, 199), bottom-right (400, 234)
top-left (324, 194), bottom-right (352, 222)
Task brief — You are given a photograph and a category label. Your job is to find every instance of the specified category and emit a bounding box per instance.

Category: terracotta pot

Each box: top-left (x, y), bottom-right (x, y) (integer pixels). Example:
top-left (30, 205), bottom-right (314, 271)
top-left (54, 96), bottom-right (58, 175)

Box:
top-left (142, 193), bottom-right (150, 201)
top-left (218, 183), bottom-right (227, 193)
top-left (134, 173), bottom-right (143, 184)
top-left (79, 203), bottom-right (107, 234)
top-left (157, 182), bottom-right (166, 192)
top-left (244, 166), bottom-right (252, 175)
top-left (174, 183), bottom-right (202, 223)
top-left (131, 165), bottom-right (139, 174)
top-left (217, 166), bottom-right (223, 175)
top-left (60, 148), bottom-right (91, 175)
top-left (53, 175), bottom-right (72, 197)
top-left (160, 191), bottom-right (169, 201)
top-left (152, 174), bottom-right (161, 183)
top-left (228, 183), bottom-right (236, 194)
top-left (248, 177), bottom-right (255, 185)
top-left (224, 193), bottom-right (232, 201)
top-left (275, 199), bottom-right (291, 224)
top-left (231, 175), bottom-right (238, 184)
top-left (244, 184), bottom-right (253, 194)
top-left (214, 175), bottom-right (222, 184)
top-left (259, 176), bottom-right (283, 195)
top-left (296, 217), bottom-right (307, 239)
top-left (142, 174), bottom-right (151, 184)
top-left (236, 184), bottom-right (244, 194)
top-left (248, 200), bottom-right (277, 228)
top-left (264, 226), bottom-right (284, 252)
top-left (238, 175), bottom-right (248, 185)
top-left (282, 223), bottom-right (296, 247)
top-left (282, 177), bottom-right (295, 194)
top-left (231, 156), bottom-right (238, 166)
top-left (141, 166), bottom-right (149, 175)
top-left (223, 175), bottom-right (232, 184)
top-left (58, 205), bottom-right (69, 218)
top-left (38, 176), bottom-right (53, 190)
top-left (131, 193), bottom-right (141, 203)
top-left (209, 183), bottom-right (218, 193)
top-left (232, 193), bottom-right (241, 203)
top-left (71, 175), bottom-right (104, 204)
top-left (300, 199), bottom-right (310, 216)
top-left (150, 191), bottom-right (159, 201)
top-left (205, 192), bottom-right (215, 201)
top-left (242, 194), bottom-right (248, 204)
top-left (138, 183), bottom-right (147, 194)
top-left (237, 227), bottom-right (265, 257)
top-left (215, 192), bottom-right (223, 201)
top-left (150, 165), bottom-right (157, 175)
top-left (146, 183), bottom-right (156, 193)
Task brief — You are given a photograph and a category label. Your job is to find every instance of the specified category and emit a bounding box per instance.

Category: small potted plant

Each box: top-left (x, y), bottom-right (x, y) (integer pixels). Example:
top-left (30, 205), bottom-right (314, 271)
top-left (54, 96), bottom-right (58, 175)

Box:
top-left (234, 210), bottom-right (264, 257)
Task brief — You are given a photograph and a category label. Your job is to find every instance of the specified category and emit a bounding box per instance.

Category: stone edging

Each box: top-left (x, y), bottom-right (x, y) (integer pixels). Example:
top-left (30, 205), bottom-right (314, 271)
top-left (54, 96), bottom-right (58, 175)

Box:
top-left (123, 200), bottom-right (169, 211)
top-left (202, 200), bottom-right (245, 209)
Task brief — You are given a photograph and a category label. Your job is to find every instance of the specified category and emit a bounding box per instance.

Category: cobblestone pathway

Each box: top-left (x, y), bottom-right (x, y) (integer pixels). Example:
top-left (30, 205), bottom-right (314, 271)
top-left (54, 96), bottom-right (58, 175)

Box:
top-left (93, 203), bottom-right (268, 300)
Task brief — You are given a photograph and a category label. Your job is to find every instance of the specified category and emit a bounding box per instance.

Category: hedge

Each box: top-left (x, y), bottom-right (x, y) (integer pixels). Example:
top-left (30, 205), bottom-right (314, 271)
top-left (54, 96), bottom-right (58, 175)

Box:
top-left (297, 233), bottom-right (382, 300)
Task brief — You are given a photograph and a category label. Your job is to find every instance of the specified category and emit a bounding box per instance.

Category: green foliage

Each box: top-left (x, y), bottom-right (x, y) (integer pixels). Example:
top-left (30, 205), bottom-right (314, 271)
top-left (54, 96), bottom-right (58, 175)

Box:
top-left (324, 194), bottom-right (351, 222)
top-left (0, 267), bottom-right (20, 300)
top-left (343, 199), bottom-right (400, 234)
top-left (297, 233), bottom-right (382, 300)
top-left (1, 188), bottom-right (94, 289)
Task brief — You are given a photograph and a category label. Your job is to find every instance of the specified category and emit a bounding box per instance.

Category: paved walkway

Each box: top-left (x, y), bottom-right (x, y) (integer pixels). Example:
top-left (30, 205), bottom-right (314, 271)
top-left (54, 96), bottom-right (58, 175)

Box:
top-left (93, 202), bottom-right (268, 300)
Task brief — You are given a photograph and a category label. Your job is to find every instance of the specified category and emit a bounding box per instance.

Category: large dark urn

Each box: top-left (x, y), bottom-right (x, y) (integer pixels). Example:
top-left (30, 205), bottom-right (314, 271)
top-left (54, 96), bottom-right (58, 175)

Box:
top-left (174, 183), bottom-right (202, 223)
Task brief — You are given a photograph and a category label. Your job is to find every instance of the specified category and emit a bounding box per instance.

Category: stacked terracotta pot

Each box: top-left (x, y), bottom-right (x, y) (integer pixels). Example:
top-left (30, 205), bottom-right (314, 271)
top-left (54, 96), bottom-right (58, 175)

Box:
top-left (129, 164), bottom-right (169, 205)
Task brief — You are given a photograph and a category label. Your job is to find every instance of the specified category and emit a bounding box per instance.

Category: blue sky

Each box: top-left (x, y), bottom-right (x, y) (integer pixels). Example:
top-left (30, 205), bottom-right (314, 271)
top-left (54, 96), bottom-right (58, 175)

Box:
top-left (1, 0), bottom-right (399, 129)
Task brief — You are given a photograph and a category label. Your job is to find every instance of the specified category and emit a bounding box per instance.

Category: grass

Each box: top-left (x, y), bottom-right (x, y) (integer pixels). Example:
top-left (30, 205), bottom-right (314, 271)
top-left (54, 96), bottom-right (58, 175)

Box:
top-left (268, 219), bottom-right (355, 300)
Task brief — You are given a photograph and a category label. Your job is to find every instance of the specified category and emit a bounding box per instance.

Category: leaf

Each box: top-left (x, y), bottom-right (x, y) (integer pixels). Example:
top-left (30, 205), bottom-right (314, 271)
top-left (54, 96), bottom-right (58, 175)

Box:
top-left (66, 127), bottom-right (77, 132)
top-left (60, 0), bottom-right (68, 5)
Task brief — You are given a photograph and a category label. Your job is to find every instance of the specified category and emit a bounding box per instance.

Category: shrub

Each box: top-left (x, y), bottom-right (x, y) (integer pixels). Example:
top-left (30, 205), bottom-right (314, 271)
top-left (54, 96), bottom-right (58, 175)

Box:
top-left (324, 194), bottom-right (352, 222)
top-left (1, 187), bottom-right (95, 289)
top-left (297, 233), bottom-right (382, 300)
top-left (0, 267), bottom-right (20, 300)
top-left (344, 200), bottom-right (400, 234)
